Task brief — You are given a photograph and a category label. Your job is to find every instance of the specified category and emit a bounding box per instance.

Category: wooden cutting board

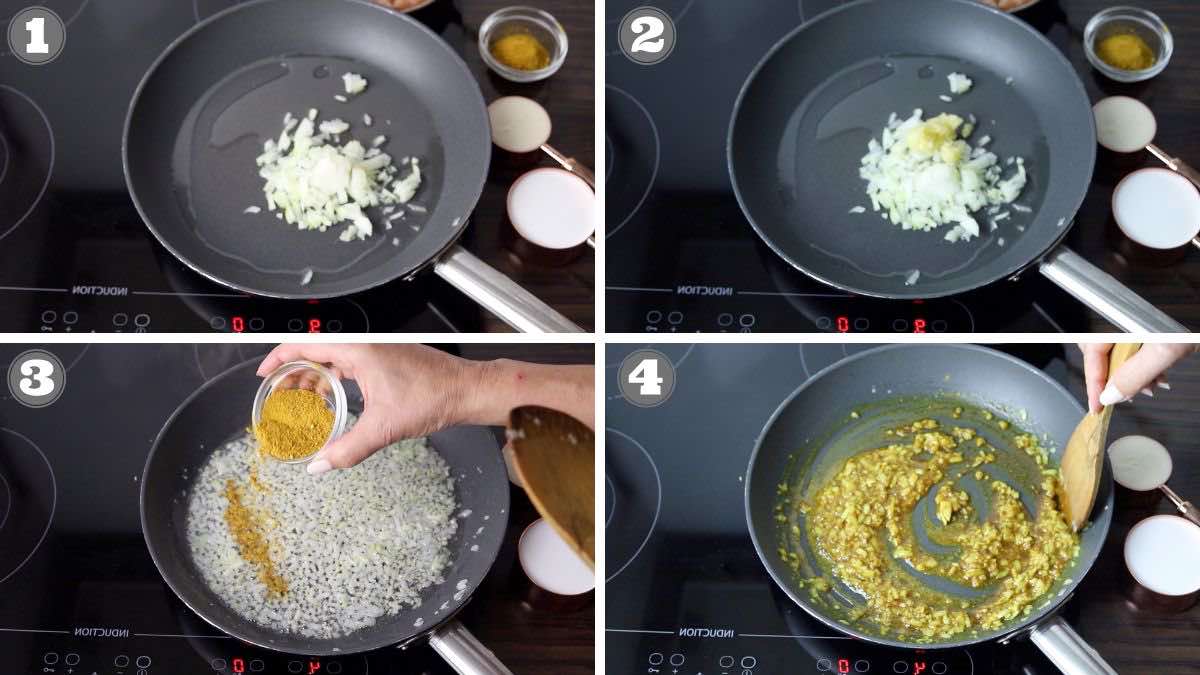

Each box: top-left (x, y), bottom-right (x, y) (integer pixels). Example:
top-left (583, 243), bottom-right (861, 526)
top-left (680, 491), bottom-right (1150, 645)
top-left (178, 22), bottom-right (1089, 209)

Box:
top-left (508, 406), bottom-right (595, 569)
top-left (1060, 343), bottom-right (1141, 531)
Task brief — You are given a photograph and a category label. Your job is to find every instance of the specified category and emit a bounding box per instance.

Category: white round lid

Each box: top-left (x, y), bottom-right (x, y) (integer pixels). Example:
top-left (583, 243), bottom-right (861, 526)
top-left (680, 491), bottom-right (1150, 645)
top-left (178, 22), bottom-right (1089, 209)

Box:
top-left (1112, 168), bottom-right (1200, 249)
top-left (1093, 96), bottom-right (1156, 153)
top-left (1125, 515), bottom-right (1200, 596)
top-left (488, 96), bottom-right (552, 153)
top-left (518, 518), bottom-right (595, 596)
top-left (507, 168), bottom-right (595, 249)
top-left (1108, 434), bottom-right (1172, 491)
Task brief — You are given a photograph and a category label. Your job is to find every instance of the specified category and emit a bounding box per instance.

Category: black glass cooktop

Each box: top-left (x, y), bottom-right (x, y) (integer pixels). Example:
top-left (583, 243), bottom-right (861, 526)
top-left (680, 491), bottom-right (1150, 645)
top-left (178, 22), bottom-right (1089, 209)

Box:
top-left (0, 343), bottom-right (488, 675)
top-left (603, 0), bottom-right (1190, 333)
top-left (605, 343), bottom-right (1107, 675)
top-left (0, 0), bottom-right (489, 333)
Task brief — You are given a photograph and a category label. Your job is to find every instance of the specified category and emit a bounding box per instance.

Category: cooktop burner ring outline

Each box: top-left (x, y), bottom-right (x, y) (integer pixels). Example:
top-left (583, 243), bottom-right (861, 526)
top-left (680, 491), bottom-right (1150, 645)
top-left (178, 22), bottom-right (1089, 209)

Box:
top-left (605, 344), bottom-right (695, 370)
top-left (605, 85), bottom-right (659, 240)
top-left (0, 0), bottom-right (90, 56)
top-left (0, 426), bottom-right (57, 586)
top-left (0, 472), bottom-right (11, 533)
top-left (0, 86), bottom-right (55, 245)
top-left (0, 132), bottom-right (9, 186)
top-left (193, 0), bottom-right (247, 24)
top-left (605, 428), bottom-right (661, 583)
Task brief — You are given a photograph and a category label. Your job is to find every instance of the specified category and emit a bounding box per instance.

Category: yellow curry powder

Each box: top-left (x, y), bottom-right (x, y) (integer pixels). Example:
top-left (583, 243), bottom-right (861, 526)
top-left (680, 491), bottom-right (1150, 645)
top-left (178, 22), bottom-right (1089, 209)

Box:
top-left (254, 388), bottom-right (334, 461)
top-left (490, 33), bottom-right (551, 71)
top-left (1096, 33), bottom-right (1156, 71)
top-left (223, 479), bottom-right (288, 597)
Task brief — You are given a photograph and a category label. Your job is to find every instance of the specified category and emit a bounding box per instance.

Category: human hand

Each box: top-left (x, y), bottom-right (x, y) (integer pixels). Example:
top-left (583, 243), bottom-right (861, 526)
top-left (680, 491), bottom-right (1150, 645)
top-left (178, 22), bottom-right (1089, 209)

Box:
top-left (257, 344), bottom-right (479, 474)
top-left (1079, 343), bottom-right (1196, 414)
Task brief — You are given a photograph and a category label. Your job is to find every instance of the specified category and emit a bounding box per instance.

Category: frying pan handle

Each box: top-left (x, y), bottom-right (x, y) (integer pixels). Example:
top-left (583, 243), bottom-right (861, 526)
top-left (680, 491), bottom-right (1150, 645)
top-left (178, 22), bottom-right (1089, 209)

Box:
top-left (1029, 615), bottom-right (1118, 675)
top-left (542, 143), bottom-right (596, 189)
top-left (434, 245), bottom-right (585, 333)
top-left (1038, 247), bottom-right (1189, 333)
top-left (429, 619), bottom-right (515, 675)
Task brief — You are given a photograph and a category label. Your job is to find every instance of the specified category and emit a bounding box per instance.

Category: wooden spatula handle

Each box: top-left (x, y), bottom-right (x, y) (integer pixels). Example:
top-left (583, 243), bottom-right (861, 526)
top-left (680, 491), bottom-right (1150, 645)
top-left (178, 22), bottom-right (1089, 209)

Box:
top-left (1105, 343), bottom-right (1141, 392)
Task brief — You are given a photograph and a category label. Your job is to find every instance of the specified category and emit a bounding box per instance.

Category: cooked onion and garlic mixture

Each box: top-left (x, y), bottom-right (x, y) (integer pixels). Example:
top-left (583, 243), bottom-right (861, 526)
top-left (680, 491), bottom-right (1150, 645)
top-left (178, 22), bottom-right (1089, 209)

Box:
top-left (858, 109), bottom-right (1027, 243)
top-left (186, 422), bottom-right (457, 638)
top-left (253, 73), bottom-right (424, 243)
top-left (781, 414), bottom-right (1078, 642)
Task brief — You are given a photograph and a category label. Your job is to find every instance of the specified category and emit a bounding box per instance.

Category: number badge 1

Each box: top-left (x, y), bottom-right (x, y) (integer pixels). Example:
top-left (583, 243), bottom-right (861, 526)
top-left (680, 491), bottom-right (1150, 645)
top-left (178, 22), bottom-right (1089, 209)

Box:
top-left (617, 6), bottom-right (677, 66)
top-left (6, 6), bottom-right (67, 66)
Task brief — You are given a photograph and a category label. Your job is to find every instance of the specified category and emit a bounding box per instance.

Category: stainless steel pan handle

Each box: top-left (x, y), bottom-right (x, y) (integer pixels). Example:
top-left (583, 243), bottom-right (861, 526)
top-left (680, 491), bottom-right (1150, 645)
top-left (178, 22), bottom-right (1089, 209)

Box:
top-left (1030, 615), bottom-right (1118, 675)
top-left (1039, 247), bottom-right (1189, 333)
top-left (429, 620), bottom-right (514, 675)
top-left (434, 245), bottom-right (585, 333)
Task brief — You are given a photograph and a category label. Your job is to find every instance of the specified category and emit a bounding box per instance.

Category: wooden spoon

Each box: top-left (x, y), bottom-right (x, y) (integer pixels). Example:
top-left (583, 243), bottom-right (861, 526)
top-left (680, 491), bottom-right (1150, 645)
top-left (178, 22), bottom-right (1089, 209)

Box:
top-left (1060, 343), bottom-right (1141, 531)
top-left (508, 406), bottom-right (595, 569)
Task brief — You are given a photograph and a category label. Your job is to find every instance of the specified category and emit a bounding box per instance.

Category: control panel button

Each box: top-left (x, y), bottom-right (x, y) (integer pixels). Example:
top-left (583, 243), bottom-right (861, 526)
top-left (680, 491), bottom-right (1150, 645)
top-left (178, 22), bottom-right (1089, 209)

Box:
top-left (65, 653), bottom-right (80, 666)
top-left (63, 311), bottom-right (78, 325)
top-left (892, 318), bottom-right (908, 332)
top-left (668, 653), bottom-right (684, 666)
top-left (114, 655), bottom-right (130, 667)
top-left (211, 658), bottom-right (227, 671)
top-left (892, 662), bottom-right (908, 673)
top-left (738, 314), bottom-right (755, 328)
top-left (327, 662), bottom-right (344, 674)
top-left (112, 312), bottom-right (129, 327)
top-left (250, 658), bottom-right (265, 672)
top-left (40, 310), bottom-right (57, 324)
top-left (817, 658), bottom-right (832, 671)
top-left (815, 316), bottom-right (832, 330)
top-left (932, 320), bottom-right (949, 333)
top-left (138, 669), bottom-right (149, 675)
top-left (667, 311), bottom-right (683, 325)
top-left (648, 652), bottom-right (664, 665)
top-left (856, 659), bottom-right (870, 672)
top-left (249, 317), bottom-right (265, 331)
top-left (287, 661), bottom-right (303, 674)
top-left (854, 317), bottom-right (870, 331)
top-left (717, 313), bottom-right (734, 327)
top-left (43, 652), bottom-right (59, 664)
top-left (210, 316), bottom-right (227, 331)
top-left (646, 310), bottom-right (662, 324)
top-left (931, 663), bottom-right (948, 675)
top-left (326, 319), bottom-right (342, 333)
top-left (288, 318), bottom-right (303, 331)
top-left (719, 656), bottom-right (735, 668)
top-left (741, 656), bottom-right (757, 669)
top-left (136, 655), bottom-right (152, 668)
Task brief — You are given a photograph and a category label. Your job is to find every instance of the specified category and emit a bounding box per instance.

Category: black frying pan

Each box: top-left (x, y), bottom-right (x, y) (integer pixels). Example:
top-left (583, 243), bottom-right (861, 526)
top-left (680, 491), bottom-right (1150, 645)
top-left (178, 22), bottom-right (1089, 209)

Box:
top-left (140, 358), bottom-right (514, 674)
top-left (729, 0), bottom-right (1185, 333)
top-left (746, 345), bottom-right (1116, 674)
top-left (124, 0), bottom-right (580, 333)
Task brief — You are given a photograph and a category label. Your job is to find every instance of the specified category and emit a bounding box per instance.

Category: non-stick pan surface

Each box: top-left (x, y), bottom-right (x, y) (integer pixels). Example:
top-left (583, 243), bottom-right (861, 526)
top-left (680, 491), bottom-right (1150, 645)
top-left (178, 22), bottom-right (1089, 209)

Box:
top-left (140, 358), bottom-right (509, 655)
top-left (124, 0), bottom-right (490, 299)
top-left (729, 0), bottom-right (1095, 299)
top-left (746, 345), bottom-right (1112, 650)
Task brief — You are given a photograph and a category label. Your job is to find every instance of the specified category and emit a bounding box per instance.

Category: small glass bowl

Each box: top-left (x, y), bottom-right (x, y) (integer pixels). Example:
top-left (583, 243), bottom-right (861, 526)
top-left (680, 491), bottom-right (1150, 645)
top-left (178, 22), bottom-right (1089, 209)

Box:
top-left (1084, 6), bottom-right (1173, 83)
top-left (252, 361), bottom-right (348, 464)
top-left (479, 6), bottom-right (568, 83)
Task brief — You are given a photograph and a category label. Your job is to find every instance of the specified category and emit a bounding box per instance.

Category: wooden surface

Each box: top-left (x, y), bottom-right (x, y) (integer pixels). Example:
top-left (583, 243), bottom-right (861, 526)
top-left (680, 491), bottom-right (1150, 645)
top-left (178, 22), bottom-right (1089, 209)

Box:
top-left (1052, 344), bottom-right (1200, 673)
top-left (1020, 0), bottom-right (1200, 330)
top-left (417, 0), bottom-right (596, 332)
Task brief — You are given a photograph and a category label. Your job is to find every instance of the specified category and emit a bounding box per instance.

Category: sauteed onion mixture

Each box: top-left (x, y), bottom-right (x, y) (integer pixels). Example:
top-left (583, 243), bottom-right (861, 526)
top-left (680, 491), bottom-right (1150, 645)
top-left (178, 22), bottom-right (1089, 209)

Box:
top-left (779, 413), bottom-right (1079, 642)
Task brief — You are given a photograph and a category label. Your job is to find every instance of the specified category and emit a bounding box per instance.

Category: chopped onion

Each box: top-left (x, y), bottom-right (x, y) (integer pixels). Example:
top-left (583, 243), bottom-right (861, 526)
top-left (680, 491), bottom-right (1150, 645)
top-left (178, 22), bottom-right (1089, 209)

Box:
top-left (256, 110), bottom-right (423, 242)
top-left (342, 72), bottom-right (368, 96)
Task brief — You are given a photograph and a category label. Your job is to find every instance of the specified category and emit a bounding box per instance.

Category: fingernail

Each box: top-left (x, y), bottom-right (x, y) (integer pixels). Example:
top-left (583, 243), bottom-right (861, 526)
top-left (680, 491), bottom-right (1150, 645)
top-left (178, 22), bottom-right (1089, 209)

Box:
top-left (1158, 381), bottom-right (1171, 391)
top-left (1140, 387), bottom-right (1154, 398)
top-left (1099, 383), bottom-right (1127, 407)
top-left (307, 459), bottom-right (332, 475)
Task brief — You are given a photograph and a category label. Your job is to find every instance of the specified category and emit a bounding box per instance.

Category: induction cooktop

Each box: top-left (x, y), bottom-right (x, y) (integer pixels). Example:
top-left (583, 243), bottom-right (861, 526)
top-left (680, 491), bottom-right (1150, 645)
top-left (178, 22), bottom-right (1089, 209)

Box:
top-left (603, 0), bottom-right (1192, 333)
top-left (0, 0), bottom-right (495, 333)
top-left (605, 343), bottom-right (1118, 675)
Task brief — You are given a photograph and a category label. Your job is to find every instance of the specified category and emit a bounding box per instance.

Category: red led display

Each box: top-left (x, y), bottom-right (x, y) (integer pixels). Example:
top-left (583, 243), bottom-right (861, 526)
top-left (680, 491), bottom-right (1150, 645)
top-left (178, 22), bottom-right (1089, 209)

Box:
top-left (913, 662), bottom-right (927, 675)
top-left (232, 657), bottom-right (245, 673)
top-left (232, 316), bottom-right (246, 333)
top-left (308, 318), bottom-right (322, 333)
top-left (309, 660), bottom-right (322, 674)
top-left (913, 318), bottom-right (927, 333)
top-left (837, 316), bottom-right (850, 333)
top-left (838, 658), bottom-right (850, 673)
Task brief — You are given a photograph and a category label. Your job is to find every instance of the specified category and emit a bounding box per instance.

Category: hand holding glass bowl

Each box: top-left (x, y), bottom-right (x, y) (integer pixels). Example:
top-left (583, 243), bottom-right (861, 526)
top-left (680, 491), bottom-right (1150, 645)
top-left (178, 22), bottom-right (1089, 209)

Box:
top-left (252, 361), bottom-right (348, 464)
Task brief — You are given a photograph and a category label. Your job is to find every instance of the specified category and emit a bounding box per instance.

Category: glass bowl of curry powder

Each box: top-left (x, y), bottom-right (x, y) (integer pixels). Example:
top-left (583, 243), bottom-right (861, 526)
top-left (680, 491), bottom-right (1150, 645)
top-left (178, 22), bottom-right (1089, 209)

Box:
top-left (252, 361), bottom-right (348, 464)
